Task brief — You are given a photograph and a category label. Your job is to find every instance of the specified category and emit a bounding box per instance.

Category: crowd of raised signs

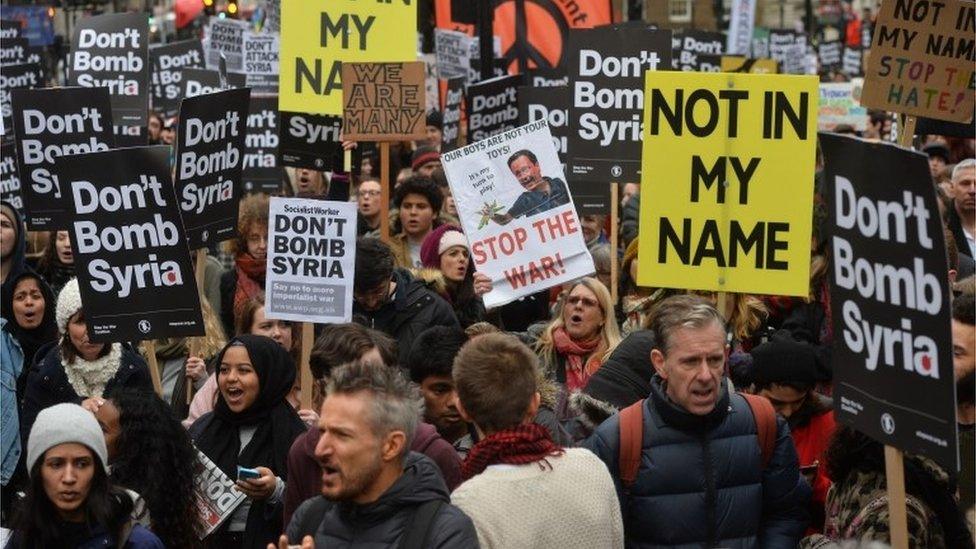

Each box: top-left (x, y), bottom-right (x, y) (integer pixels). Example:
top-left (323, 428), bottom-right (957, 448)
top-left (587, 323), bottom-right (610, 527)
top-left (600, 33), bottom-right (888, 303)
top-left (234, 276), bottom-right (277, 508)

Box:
top-left (0, 2), bottom-right (975, 549)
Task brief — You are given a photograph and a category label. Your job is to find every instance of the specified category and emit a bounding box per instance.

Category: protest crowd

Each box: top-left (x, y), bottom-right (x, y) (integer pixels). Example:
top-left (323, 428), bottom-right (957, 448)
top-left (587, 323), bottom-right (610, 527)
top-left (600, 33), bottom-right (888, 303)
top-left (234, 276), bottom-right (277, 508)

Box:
top-left (0, 0), bottom-right (974, 548)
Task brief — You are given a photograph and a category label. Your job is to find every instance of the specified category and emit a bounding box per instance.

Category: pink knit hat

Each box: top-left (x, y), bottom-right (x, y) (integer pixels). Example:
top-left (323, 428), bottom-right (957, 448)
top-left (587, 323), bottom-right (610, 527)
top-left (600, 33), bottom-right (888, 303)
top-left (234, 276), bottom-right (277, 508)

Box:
top-left (420, 224), bottom-right (466, 268)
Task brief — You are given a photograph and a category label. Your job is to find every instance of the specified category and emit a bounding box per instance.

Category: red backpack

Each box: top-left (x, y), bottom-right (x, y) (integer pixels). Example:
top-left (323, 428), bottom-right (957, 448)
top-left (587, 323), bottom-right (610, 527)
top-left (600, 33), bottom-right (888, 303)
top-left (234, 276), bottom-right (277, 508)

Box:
top-left (617, 393), bottom-right (777, 489)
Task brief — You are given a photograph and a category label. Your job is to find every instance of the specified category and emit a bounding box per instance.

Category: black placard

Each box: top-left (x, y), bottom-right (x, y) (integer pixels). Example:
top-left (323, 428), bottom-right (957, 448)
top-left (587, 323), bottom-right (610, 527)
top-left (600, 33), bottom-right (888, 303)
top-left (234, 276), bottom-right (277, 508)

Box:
top-left (768, 29), bottom-right (806, 74)
top-left (11, 87), bottom-right (115, 229)
top-left (150, 39), bottom-right (206, 118)
top-left (0, 37), bottom-right (30, 66)
top-left (519, 85), bottom-right (610, 215)
top-left (917, 117), bottom-right (975, 139)
top-left (822, 132), bottom-right (958, 471)
top-left (58, 145), bottom-right (204, 342)
top-left (671, 30), bottom-right (724, 71)
top-left (68, 12), bottom-right (149, 126)
top-left (441, 76), bottom-right (464, 152)
top-left (466, 74), bottom-right (520, 143)
top-left (278, 112), bottom-right (342, 171)
top-left (176, 88), bottom-right (250, 249)
top-left (0, 62), bottom-right (43, 137)
top-left (566, 26), bottom-right (671, 184)
top-left (113, 124), bottom-right (147, 147)
top-left (243, 95), bottom-right (284, 194)
top-left (817, 40), bottom-right (842, 74)
top-left (0, 142), bottom-right (23, 215)
top-left (180, 67), bottom-right (246, 99)
top-left (0, 20), bottom-right (22, 40)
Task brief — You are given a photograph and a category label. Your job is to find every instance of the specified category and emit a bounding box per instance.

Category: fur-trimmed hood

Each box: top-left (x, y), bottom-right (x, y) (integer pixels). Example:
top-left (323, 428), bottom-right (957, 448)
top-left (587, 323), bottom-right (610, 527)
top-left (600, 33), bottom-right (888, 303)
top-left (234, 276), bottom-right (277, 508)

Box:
top-left (410, 267), bottom-right (449, 298)
top-left (568, 389), bottom-right (620, 435)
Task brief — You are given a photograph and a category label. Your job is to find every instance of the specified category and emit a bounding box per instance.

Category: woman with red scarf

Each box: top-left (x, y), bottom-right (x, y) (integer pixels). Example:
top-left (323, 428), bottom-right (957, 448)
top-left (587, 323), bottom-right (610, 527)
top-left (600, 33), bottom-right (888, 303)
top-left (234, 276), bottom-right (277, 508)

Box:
top-left (220, 194), bottom-right (270, 338)
top-left (526, 277), bottom-right (621, 421)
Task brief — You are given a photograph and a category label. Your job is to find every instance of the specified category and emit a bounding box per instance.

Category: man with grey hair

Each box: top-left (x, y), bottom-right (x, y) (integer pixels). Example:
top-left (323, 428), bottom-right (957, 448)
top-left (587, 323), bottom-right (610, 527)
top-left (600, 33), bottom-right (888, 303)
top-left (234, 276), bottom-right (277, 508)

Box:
top-left (278, 361), bottom-right (477, 548)
top-left (585, 294), bottom-right (810, 547)
top-left (947, 158), bottom-right (976, 259)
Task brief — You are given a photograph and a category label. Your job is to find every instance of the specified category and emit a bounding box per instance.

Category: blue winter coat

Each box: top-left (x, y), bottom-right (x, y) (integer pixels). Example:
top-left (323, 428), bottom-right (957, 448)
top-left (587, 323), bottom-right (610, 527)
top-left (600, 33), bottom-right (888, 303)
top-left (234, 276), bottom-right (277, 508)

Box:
top-left (1, 318), bottom-right (23, 485)
top-left (584, 375), bottom-right (810, 548)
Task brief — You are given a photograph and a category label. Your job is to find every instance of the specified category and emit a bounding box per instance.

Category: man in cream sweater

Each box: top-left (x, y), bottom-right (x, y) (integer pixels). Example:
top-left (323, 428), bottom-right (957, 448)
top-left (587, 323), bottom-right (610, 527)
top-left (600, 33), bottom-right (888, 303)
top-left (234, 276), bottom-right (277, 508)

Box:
top-left (450, 333), bottom-right (624, 549)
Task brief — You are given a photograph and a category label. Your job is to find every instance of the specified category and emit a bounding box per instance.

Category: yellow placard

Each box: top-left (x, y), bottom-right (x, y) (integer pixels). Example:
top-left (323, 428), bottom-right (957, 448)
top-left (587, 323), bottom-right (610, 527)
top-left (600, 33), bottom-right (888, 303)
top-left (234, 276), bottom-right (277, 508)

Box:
top-left (637, 71), bottom-right (817, 296)
top-left (279, 0), bottom-right (417, 115)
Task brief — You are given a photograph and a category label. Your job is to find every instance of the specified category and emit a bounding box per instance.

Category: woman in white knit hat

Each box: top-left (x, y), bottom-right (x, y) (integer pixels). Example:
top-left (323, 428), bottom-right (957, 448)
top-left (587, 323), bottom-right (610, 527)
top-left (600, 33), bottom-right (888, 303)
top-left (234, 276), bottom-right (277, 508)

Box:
top-left (6, 403), bottom-right (163, 548)
top-left (19, 278), bottom-right (154, 444)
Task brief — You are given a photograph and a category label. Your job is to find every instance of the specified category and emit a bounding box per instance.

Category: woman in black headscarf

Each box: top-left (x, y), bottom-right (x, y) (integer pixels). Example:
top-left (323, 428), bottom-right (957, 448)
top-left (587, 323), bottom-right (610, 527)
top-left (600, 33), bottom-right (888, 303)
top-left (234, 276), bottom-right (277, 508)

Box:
top-left (188, 335), bottom-right (306, 549)
top-left (1, 271), bottom-right (58, 368)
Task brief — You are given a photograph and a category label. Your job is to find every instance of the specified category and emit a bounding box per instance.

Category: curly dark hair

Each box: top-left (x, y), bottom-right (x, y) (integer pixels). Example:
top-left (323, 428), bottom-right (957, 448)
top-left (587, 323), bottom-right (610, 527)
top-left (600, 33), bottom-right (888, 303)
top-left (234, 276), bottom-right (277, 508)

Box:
top-left (105, 388), bottom-right (205, 548)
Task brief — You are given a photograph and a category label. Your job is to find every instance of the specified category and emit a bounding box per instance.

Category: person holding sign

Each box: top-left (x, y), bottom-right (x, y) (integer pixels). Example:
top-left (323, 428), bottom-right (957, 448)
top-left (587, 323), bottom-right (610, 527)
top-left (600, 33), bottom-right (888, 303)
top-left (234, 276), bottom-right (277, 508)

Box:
top-left (488, 150), bottom-right (570, 226)
top-left (20, 279), bottom-right (154, 443)
top-left (189, 335), bottom-right (306, 548)
top-left (220, 195), bottom-right (271, 338)
top-left (419, 224), bottom-right (493, 328)
top-left (7, 404), bottom-right (164, 548)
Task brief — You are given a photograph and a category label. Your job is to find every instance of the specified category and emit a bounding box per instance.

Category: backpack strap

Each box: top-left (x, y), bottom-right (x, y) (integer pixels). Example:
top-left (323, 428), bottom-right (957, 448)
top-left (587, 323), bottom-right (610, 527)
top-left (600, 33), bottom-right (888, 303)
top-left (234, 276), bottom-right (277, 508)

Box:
top-left (741, 393), bottom-right (777, 469)
top-left (295, 496), bottom-right (332, 540)
top-left (398, 499), bottom-right (445, 549)
top-left (617, 398), bottom-right (646, 490)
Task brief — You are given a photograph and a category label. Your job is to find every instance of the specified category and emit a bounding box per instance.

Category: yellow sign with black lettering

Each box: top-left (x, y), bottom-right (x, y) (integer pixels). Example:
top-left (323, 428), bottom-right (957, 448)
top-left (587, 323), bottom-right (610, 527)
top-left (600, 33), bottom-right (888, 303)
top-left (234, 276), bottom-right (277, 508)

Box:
top-left (637, 72), bottom-right (817, 296)
top-left (279, 0), bottom-right (417, 115)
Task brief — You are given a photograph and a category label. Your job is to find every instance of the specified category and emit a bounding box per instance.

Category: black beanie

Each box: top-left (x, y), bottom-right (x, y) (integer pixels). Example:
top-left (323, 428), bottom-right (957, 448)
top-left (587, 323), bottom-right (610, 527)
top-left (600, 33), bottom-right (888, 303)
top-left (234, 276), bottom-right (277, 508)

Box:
top-left (749, 336), bottom-right (819, 387)
top-left (426, 109), bottom-right (443, 130)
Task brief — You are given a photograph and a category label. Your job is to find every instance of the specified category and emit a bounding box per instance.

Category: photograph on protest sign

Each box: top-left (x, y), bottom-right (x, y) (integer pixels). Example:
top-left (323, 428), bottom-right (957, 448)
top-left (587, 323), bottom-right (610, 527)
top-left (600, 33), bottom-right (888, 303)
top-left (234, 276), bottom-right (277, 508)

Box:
top-left (55, 146), bottom-right (204, 342)
top-left (279, 0), bottom-right (416, 116)
top-left (441, 76), bottom-right (464, 152)
top-left (818, 81), bottom-right (868, 132)
top-left (176, 87), bottom-right (250, 250)
top-left (11, 86), bottom-right (115, 230)
top-left (672, 30), bottom-right (724, 71)
top-left (205, 17), bottom-right (247, 71)
top-left (0, 61), bottom-right (43, 137)
top-left (279, 111), bottom-right (342, 171)
top-left (68, 12), bottom-right (149, 127)
top-left (193, 449), bottom-right (246, 539)
top-left (0, 143), bottom-right (22, 214)
top-left (637, 72), bottom-right (817, 296)
top-left (441, 120), bottom-right (595, 309)
top-left (566, 26), bottom-right (671, 186)
top-left (180, 67), bottom-right (246, 99)
top-left (466, 74), bottom-right (521, 143)
top-left (821, 132), bottom-right (958, 471)
top-left (518, 85), bottom-right (610, 216)
top-left (243, 31), bottom-right (278, 94)
top-left (341, 61), bottom-right (427, 141)
top-left (150, 39), bottom-right (206, 119)
top-left (264, 197), bottom-right (356, 324)
top-left (860, 0), bottom-right (973, 123)
top-left (243, 95), bottom-right (284, 194)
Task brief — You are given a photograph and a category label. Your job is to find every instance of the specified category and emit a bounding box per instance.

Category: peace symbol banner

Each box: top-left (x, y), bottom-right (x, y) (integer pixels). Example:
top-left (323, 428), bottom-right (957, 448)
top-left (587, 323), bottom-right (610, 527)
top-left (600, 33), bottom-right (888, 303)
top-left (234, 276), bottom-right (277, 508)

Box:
top-left (434, 0), bottom-right (612, 73)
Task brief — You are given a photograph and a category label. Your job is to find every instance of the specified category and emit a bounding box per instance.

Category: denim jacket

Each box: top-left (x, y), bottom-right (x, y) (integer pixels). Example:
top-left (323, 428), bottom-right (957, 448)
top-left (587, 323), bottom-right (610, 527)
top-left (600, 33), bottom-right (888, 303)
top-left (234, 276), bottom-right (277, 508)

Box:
top-left (1, 318), bottom-right (24, 485)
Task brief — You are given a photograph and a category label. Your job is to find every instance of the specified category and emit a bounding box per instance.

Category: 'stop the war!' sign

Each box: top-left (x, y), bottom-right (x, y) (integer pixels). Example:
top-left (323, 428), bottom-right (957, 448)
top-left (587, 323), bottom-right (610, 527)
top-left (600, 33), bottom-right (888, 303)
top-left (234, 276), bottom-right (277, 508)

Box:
top-left (861, 0), bottom-right (975, 123)
top-left (279, 0), bottom-right (416, 116)
top-left (341, 62), bottom-right (426, 141)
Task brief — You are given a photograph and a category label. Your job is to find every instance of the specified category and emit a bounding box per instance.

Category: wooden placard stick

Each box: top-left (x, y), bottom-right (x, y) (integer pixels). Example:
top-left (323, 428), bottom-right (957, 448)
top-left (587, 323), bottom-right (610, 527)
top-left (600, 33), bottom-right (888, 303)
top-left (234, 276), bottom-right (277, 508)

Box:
top-left (380, 142), bottom-right (391, 243)
top-left (144, 340), bottom-right (163, 397)
top-left (609, 183), bottom-right (620, 304)
top-left (186, 248), bottom-right (208, 404)
top-left (300, 322), bottom-right (314, 410)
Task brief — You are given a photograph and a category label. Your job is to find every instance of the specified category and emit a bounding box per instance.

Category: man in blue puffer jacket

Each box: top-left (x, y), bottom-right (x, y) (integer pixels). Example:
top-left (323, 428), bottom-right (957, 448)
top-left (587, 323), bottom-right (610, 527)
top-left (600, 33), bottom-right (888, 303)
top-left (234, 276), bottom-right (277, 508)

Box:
top-left (585, 295), bottom-right (810, 548)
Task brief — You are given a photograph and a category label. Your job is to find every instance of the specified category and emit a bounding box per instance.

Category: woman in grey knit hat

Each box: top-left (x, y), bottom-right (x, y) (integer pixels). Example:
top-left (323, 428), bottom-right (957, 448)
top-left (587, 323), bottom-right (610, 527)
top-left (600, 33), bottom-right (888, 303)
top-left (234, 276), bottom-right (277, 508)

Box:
top-left (6, 403), bottom-right (163, 548)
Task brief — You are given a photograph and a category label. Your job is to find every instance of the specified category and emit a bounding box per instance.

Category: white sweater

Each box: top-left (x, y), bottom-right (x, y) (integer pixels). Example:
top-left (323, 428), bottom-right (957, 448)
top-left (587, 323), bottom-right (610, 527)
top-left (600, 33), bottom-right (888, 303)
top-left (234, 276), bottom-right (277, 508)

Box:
top-left (451, 447), bottom-right (624, 549)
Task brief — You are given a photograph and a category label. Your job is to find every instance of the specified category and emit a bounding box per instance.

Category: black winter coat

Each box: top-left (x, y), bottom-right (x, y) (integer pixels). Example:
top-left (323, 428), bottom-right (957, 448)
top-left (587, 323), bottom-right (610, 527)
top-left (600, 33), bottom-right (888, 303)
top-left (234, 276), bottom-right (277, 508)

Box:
top-left (286, 452), bottom-right (478, 548)
top-left (20, 343), bottom-right (153, 445)
top-left (585, 375), bottom-right (810, 548)
top-left (352, 269), bottom-right (459, 364)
